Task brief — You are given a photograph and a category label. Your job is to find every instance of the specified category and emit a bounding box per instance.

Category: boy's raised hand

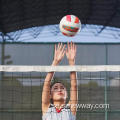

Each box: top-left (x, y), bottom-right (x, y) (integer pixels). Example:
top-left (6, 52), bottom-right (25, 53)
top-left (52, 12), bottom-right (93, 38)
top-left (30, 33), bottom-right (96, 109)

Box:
top-left (66, 42), bottom-right (76, 65)
top-left (52, 43), bottom-right (66, 65)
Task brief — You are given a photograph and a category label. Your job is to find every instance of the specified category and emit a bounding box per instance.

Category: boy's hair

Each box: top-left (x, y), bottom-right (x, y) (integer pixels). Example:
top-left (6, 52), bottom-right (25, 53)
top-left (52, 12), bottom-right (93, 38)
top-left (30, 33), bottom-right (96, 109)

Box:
top-left (50, 81), bottom-right (65, 90)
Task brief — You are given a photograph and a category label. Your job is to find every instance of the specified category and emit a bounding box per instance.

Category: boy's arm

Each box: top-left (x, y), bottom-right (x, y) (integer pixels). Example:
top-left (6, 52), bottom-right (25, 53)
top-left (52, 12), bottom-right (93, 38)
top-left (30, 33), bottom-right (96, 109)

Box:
top-left (42, 61), bottom-right (57, 105)
top-left (42, 43), bottom-right (65, 115)
top-left (66, 42), bottom-right (78, 115)
top-left (68, 61), bottom-right (78, 116)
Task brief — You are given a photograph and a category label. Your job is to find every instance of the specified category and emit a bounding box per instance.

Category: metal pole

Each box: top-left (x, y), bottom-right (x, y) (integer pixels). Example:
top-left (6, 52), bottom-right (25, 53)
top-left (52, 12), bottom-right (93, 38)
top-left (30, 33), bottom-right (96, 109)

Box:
top-left (1, 33), bottom-right (5, 79)
top-left (105, 44), bottom-right (108, 120)
top-left (1, 33), bottom-right (5, 120)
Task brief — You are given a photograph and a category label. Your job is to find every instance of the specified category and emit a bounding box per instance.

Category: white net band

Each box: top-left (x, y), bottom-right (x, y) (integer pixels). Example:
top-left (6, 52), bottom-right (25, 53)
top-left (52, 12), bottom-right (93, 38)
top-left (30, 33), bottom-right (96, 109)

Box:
top-left (0, 65), bottom-right (120, 72)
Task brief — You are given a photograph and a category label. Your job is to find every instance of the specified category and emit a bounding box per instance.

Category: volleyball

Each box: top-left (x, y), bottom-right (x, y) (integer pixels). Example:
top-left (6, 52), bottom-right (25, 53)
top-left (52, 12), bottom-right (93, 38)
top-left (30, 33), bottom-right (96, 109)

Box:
top-left (59, 15), bottom-right (81, 37)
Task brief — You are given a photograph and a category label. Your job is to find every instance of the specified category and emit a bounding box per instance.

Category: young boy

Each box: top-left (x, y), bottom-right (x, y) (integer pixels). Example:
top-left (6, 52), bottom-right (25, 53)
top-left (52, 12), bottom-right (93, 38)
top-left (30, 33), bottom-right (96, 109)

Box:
top-left (42, 42), bottom-right (78, 120)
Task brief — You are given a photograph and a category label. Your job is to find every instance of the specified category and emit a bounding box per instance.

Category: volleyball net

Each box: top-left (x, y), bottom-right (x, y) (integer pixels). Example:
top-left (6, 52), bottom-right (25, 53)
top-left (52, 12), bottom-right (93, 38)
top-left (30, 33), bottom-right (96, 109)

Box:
top-left (0, 65), bottom-right (120, 120)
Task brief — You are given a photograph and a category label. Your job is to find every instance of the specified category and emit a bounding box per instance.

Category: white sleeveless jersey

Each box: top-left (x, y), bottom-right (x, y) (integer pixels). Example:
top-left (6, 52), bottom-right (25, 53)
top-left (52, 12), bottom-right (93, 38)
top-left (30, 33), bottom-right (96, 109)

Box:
top-left (42, 104), bottom-right (76, 120)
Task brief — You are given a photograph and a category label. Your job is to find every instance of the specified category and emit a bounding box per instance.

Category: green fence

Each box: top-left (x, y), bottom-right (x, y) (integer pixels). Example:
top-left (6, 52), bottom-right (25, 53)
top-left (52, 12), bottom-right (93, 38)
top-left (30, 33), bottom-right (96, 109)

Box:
top-left (0, 43), bottom-right (120, 120)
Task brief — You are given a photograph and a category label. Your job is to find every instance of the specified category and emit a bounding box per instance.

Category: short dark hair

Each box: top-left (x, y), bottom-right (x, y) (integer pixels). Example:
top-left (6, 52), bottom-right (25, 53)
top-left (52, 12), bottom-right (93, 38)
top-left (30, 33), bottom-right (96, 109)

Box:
top-left (50, 81), bottom-right (65, 90)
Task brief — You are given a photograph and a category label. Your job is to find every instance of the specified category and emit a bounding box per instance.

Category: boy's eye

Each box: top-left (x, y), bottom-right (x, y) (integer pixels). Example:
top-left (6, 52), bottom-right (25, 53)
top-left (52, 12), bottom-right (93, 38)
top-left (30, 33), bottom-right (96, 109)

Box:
top-left (60, 87), bottom-right (64, 89)
top-left (54, 87), bottom-right (58, 90)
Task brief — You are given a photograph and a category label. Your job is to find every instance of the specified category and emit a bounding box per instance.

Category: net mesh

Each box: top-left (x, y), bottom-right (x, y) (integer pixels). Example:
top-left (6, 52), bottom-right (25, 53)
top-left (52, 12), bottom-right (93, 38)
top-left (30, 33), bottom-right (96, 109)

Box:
top-left (0, 65), bottom-right (120, 120)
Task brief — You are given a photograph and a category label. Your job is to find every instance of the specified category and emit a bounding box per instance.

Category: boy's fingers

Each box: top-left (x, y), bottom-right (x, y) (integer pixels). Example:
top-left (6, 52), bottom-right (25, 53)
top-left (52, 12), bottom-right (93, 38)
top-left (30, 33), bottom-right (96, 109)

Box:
top-left (71, 41), bottom-right (74, 50)
top-left (59, 42), bottom-right (63, 50)
top-left (58, 43), bottom-right (60, 49)
top-left (71, 41), bottom-right (72, 49)
top-left (68, 42), bottom-right (70, 50)
top-left (62, 44), bottom-right (66, 52)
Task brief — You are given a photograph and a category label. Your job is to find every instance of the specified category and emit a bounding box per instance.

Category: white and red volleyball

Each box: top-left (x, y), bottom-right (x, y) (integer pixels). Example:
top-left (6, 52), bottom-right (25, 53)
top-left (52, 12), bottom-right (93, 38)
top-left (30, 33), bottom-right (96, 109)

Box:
top-left (59, 15), bottom-right (81, 37)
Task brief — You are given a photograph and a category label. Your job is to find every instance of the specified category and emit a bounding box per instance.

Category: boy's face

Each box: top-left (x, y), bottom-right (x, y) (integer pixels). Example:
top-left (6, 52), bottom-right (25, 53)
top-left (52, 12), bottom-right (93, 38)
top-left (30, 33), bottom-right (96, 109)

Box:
top-left (51, 83), bottom-right (67, 101)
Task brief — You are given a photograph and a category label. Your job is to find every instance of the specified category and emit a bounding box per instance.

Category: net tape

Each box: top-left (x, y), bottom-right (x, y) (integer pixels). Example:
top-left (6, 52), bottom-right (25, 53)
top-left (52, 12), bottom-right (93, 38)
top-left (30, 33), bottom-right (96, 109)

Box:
top-left (0, 65), bottom-right (120, 72)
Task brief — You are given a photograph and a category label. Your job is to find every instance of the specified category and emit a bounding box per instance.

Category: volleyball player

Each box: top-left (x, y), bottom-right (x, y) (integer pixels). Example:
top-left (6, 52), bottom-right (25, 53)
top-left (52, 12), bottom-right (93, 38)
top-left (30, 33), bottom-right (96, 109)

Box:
top-left (42, 42), bottom-right (78, 120)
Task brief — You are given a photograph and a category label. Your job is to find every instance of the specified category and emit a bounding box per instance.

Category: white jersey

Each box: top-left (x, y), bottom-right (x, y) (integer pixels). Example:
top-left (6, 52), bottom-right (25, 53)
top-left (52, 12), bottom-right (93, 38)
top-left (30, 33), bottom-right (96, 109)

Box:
top-left (42, 104), bottom-right (76, 120)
